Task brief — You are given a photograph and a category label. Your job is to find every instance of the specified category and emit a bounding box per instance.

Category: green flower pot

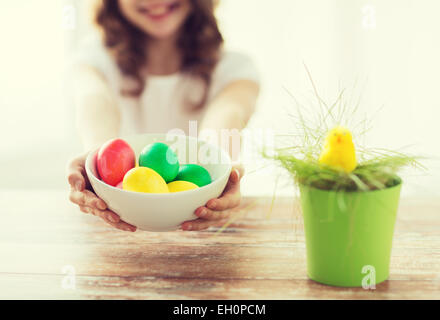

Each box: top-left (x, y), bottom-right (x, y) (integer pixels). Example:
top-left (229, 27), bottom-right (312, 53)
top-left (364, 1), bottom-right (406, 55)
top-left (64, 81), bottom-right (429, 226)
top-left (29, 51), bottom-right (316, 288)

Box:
top-left (299, 181), bottom-right (402, 287)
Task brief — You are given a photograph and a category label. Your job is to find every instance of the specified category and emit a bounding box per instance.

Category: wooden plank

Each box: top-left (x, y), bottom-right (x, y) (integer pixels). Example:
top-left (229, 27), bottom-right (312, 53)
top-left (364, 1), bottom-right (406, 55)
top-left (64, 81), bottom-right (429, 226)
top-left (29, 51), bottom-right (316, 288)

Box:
top-left (0, 190), bottom-right (439, 299)
top-left (1, 274), bottom-right (439, 300)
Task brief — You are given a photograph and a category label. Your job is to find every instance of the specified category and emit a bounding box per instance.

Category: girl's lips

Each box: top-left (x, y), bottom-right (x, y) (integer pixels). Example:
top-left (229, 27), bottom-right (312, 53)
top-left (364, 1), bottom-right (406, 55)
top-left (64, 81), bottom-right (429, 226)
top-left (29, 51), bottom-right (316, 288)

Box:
top-left (138, 1), bottom-right (181, 21)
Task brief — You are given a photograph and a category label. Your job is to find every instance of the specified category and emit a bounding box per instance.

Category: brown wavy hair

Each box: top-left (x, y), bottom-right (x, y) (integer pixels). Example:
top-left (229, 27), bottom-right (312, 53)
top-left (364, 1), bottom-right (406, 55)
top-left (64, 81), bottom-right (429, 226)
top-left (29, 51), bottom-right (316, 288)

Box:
top-left (95, 0), bottom-right (223, 108)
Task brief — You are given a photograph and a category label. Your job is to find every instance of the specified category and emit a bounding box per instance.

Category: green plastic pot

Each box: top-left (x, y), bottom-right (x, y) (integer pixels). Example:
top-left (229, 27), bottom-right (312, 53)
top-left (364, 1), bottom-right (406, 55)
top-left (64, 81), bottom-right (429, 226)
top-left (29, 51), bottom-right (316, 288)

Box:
top-left (299, 180), bottom-right (402, 287)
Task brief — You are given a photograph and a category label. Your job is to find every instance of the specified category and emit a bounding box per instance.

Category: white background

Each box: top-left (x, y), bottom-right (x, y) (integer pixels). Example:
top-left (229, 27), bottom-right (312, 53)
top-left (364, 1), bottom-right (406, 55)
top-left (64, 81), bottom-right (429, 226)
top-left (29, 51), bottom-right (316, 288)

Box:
top-left (0, 0), bottom-right (439, 198)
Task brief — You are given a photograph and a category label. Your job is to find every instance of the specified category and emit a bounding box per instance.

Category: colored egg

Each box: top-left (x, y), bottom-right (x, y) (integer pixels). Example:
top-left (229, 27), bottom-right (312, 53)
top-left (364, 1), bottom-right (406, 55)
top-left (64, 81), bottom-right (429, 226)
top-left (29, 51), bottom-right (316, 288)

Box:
top-left (174, 164), bottom-right (212, 187)
top-left (116, 181), bottom-right (123, 189)
top-left (167, 181), bottom-right (199, 193)
top-left (97, 138), bottom-right (135, 186)
top-left (139, 142), bottom-right (179, 183)
top-left (122, 167), bottom-right (168, 193)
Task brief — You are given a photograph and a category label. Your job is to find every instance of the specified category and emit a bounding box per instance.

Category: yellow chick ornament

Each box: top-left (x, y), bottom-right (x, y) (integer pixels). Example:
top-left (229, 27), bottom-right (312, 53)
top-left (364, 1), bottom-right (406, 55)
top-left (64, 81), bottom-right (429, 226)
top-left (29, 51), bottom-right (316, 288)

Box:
top-left (319, 126), bottom-right (357, 173)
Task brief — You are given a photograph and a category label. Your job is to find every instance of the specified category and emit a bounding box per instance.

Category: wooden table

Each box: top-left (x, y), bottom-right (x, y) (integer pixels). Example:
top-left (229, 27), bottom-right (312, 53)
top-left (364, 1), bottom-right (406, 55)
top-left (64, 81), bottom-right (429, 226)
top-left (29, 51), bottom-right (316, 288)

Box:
top-left (0, 189), bottom-right (439, 299)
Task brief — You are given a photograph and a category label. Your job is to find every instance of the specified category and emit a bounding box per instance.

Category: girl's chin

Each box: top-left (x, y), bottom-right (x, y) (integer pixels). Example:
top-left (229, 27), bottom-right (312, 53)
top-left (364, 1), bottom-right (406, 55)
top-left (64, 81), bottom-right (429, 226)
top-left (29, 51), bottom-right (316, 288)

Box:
top-left (142, 26), bottom-right (179, 40)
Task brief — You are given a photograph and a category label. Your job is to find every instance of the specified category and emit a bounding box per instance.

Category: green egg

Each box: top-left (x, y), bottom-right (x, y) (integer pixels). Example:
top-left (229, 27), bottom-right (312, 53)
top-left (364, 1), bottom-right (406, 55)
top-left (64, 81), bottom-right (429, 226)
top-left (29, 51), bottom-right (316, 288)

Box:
top-left (138, 142), bottom-right (179, 183)
top-left (174, 164), bottom-right (212, 187)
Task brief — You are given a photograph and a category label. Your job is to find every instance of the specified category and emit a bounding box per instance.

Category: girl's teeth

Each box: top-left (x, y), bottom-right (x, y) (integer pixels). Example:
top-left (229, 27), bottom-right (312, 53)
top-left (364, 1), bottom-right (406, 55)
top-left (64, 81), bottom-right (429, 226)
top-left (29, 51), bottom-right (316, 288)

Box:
top-left (149, 5), bottom-right (169, 16)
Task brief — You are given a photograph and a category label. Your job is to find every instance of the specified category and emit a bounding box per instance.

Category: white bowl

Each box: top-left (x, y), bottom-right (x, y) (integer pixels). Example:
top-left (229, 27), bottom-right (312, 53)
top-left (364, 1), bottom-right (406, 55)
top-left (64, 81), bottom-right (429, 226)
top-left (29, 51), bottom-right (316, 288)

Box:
top-left (85, 133), bottom-right (231, 232)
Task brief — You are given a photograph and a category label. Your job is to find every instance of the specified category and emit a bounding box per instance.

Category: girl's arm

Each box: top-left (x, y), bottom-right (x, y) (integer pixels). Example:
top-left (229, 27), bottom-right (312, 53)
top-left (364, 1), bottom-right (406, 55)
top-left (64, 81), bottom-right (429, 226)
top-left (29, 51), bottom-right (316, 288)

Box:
top-left (199, 79), bottom-right (259, 143)
top-left (67, 66), bottom-right (136, 232)
top-left (74, 66), bottom-right (121, 150)
top-left (181, 79), bottom-right (259, 231)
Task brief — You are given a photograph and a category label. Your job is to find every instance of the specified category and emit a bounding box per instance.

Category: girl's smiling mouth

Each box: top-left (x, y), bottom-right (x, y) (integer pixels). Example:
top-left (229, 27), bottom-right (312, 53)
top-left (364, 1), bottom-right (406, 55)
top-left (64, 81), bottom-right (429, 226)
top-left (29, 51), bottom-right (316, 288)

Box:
top-left (138, 1), bottom-right (182, 21)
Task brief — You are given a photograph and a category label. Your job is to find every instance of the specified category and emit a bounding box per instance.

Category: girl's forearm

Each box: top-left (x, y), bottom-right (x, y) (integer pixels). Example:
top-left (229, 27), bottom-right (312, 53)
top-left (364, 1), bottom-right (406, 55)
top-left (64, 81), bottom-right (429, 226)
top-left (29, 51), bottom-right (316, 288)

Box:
top-left (200, 101), bottom-right (248, 132)
top-left (200, 80), bottom-right (259, 131)
top-left (74, 66), bottom-right (121, 151)
top-left (199, 80), bottom-right (259, 160)
top-left (76, 93), bottom-right (120, 150)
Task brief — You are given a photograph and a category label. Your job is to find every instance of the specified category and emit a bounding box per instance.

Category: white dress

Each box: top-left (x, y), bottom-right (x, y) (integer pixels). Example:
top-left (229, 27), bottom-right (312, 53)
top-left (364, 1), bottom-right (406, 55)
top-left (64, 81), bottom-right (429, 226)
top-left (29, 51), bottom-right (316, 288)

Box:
top-left (74, 34), bottom-right (260, 136)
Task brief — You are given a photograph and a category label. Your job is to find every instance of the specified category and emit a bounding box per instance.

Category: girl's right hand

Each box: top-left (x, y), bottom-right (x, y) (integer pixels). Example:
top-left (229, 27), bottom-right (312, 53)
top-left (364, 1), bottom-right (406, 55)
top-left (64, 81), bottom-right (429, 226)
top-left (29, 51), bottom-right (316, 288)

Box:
top-left (66, 152), bottom-right (137, 232)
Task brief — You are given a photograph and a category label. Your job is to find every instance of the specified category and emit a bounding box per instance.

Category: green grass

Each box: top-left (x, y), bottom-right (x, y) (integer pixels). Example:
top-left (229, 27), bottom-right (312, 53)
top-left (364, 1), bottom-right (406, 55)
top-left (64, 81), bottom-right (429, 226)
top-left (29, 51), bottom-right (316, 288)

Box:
top-left (267, 65), bottom-right (424, 192)
top-left (271, 149), bottom-right (421, 192)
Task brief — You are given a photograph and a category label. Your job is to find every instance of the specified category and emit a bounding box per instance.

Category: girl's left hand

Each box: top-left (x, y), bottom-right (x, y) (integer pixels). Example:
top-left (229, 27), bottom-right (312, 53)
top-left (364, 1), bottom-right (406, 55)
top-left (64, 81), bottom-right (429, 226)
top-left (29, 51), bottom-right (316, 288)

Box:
top-left (181, 165), bottom-right (244, 231)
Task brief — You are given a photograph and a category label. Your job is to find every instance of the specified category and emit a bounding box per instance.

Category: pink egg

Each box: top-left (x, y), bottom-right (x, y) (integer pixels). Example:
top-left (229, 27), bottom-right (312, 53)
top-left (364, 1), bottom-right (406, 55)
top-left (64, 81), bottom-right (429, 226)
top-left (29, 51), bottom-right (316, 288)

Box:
top-left (96, 138), bottom-right (135, 186)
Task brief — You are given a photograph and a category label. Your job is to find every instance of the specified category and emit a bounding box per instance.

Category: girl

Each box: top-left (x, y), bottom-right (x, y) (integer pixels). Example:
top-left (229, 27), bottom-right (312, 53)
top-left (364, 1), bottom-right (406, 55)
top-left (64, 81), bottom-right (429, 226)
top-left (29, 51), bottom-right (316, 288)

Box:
top-left (67, 0), bottom-right (260, 232)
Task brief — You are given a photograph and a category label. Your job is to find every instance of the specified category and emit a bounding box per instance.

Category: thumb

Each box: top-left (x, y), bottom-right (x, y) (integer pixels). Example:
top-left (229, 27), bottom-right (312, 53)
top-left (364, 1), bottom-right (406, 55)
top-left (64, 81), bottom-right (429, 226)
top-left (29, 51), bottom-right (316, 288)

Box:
top-left (68, 172), bottom-right (85, 191)
top-left (232, 164), bottom-right (245, 180)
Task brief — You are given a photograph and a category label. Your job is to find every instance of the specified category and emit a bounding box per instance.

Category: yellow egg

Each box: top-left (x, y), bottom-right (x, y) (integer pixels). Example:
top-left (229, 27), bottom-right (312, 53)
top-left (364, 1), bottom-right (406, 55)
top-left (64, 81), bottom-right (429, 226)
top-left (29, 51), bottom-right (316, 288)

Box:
top-left (122, 167), bottom-right (168, 193)
top-left (167, 181), bottom-right (199, 193)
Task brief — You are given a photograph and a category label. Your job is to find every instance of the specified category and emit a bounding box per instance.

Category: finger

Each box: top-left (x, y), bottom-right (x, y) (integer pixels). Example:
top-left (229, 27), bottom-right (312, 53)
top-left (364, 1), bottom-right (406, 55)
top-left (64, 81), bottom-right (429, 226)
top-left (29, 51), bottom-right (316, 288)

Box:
top-left (206, 182), bottom-right (241, 211)
top-left (79, 206), bottom-right (90, 214)
top-left (79, 206), bottom-right (136, 232)
top-left (90, 207), bottom-right (121, 224)
top-left (221, 167), bottom-right (242, 195)
top-left (205, 168), bottom-right (241, 210)
top-left (86, 207), bottom-right (136, 232)
top-left (194, 206), bottom-right (233, 221)
top-left (67, 154), bottom-right (88, 191)
top-left (103, 218), bottom-right (137, 232)
top-left (69, 189), bottom-right (107, 210)
top-left (231, 165), bottom-right (245, 181)
top-left (67, 169), bottom-right (86, 192)
top-left (181, 218), bottom-right (229, 231)
top-left (231, 166), bottom-right (244, 183)
top-left (78, 205), bottom-right (119, 222)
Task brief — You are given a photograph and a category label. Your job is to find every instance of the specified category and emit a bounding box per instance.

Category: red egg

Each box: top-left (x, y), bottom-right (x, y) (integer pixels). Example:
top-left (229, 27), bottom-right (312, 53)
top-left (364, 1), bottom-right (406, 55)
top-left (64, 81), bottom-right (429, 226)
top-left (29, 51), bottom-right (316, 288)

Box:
top-left (96, 139), bottom-right (135, 186)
